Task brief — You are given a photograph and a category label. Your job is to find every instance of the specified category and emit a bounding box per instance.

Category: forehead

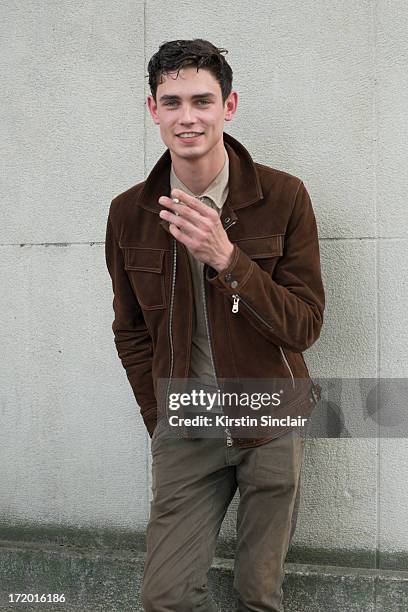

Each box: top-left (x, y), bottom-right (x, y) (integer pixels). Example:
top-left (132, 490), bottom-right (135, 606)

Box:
top-left (157, 66), bottom-right (221, 97)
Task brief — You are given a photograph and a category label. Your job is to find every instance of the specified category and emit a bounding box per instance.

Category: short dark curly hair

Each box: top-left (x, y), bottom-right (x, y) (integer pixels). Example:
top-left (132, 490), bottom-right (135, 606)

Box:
top-left (147, 39), bottom-right (233, 104)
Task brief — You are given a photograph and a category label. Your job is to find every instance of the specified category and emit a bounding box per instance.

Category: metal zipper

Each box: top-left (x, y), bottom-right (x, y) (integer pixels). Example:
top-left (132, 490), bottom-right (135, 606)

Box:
top-left (164, 238), bottom-right (177, 431)
top-left (163, 212), bottom-right (236, 435)
top-left (202, 263), bottom-right (233, 447)
top-left (231, 293), bottom-right (296, 390)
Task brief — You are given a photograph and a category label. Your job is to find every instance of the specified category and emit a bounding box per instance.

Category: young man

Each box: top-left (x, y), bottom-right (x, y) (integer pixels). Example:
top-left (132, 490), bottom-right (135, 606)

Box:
top-left (105, 39), bottom-right (325, 612)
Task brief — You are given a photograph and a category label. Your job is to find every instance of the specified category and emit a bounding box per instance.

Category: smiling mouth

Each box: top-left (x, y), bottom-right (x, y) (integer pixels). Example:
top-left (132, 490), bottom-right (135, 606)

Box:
top-left (176, 132), bottom-right (204, 139)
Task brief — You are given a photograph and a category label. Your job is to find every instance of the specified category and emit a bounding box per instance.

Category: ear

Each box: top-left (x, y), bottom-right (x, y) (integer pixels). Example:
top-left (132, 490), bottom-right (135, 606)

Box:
top-left (147, 95), bottom-right (160, 125)
top-left (224, 90), bottom-right (238, 122)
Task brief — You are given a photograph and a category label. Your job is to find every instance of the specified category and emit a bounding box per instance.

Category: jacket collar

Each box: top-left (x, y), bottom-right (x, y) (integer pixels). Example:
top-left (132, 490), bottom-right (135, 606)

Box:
top-left (137, 131), bottom-right (263, 214)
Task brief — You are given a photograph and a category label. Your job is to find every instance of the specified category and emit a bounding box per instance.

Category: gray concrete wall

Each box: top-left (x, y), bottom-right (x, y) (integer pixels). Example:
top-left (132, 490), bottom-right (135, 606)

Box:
top-left (1, 0), bottom-right (407, 570)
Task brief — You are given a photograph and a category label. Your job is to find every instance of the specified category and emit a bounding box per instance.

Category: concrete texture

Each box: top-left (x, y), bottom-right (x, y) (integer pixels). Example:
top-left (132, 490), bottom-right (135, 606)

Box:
top-left (0, 538), bottom-right (407, 611)
top-left (376, 1), bottom-right (408, 238)
top-left (1, 0), bottom-right (408, 606)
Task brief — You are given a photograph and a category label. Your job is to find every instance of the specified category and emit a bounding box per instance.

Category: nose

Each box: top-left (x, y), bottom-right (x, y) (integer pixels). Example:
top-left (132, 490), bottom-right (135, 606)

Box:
top-left (179, 103), bottom-right (195, 125)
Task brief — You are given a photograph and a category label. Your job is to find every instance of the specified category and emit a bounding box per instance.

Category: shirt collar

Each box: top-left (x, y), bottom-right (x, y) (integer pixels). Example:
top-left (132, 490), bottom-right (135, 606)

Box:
top-left (170, 147), bottom-right (229, 210)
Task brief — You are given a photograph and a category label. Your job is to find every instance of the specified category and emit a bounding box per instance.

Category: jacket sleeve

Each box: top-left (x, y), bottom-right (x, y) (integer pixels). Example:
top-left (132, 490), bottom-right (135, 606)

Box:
top-left (105, 203), bottom-right (157, 436)
top-left (206, 181), bottom-right (325, 353)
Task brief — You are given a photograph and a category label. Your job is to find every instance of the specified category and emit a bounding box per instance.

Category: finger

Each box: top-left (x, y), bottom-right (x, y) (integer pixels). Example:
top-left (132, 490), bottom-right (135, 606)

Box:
top-left (160, 209), bottom-right (198, 236)
top-left (168, 221), bottom-right (198, 251)
top-left (158, 195), bottom-right (195, 215)
top-left (170, 188), bottom-right (216, 218)
top-left (158, 195), bottom-right (210, 229)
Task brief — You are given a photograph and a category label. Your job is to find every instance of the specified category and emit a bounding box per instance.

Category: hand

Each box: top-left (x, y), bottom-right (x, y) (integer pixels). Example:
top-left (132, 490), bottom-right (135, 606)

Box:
top-left (158, 188), bottom-right (234, 273)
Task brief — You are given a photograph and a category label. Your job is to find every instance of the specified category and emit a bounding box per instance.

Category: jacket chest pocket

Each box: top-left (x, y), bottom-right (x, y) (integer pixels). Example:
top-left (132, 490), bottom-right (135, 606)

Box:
top-left (234, 234), bottom-right (284, 273)
top-left (121, 246), bottom-right (166, 310)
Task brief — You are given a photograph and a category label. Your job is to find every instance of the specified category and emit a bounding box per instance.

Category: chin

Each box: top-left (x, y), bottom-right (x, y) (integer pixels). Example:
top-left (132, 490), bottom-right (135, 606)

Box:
top-left (177, 151), bottom-right (204, 161)
top-left (173, 143), bottom-right (207, 158)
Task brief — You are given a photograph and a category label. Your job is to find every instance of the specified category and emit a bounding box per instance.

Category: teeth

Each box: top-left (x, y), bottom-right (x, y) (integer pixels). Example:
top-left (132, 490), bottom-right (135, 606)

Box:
top-left (178, 133), bottom-right (202, 137)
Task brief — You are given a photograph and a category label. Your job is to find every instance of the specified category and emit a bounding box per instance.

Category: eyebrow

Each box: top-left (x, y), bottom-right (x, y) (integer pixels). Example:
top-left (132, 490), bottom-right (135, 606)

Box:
top-left (159, 92), bottom-right (216, 102)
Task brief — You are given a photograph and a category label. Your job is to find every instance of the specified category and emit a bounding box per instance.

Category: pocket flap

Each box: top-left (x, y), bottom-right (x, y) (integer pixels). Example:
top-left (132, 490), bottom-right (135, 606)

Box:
top-left (122, 247), bottom-right (165, 273)
top-left (234, 234), bottom-right (284, 259)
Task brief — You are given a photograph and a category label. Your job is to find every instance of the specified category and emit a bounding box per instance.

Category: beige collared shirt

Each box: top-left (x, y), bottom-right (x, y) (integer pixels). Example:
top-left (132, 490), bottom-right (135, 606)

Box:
top-left (170, 147), bottom-right (229, 384)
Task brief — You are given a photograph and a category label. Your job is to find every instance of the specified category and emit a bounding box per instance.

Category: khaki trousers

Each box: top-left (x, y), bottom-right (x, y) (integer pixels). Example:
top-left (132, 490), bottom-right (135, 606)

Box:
top-left (141, 427), bottom-right (305, 612)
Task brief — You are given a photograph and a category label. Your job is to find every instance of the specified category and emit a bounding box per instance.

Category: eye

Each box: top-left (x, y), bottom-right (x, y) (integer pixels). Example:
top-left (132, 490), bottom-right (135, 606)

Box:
top-left (162, 99), bottom-right (210, 108)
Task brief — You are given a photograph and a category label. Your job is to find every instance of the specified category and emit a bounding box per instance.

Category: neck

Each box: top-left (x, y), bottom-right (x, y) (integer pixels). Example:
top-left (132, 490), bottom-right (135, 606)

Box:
top-left (170, 138), bottom-right (225, 195)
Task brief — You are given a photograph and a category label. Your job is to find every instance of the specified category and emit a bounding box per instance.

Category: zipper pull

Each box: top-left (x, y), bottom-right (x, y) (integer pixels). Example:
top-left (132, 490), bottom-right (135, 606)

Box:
top-left (232, 294), bottom-right (240, 313)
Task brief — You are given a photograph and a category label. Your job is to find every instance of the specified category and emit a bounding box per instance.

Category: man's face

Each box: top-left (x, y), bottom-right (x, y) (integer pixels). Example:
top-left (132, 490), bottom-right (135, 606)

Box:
top-left (147, 66), bottom-right (237, 161)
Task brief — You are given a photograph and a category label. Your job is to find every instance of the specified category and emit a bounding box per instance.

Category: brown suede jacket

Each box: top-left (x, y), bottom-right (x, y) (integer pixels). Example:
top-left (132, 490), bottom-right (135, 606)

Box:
top-left (105, 131), bottom-right (325, 448)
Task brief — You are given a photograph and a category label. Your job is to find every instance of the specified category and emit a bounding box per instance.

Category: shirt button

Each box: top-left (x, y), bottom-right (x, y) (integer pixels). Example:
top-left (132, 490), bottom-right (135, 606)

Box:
top-left (225, 273), bottom-right (232, 282)
top-left (230, 280), bottom-right (238, 289)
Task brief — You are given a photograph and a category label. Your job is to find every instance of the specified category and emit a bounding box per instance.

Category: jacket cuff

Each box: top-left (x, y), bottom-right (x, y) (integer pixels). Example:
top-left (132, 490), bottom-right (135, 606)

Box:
top-left (206, 244), bottom-right (254, 294)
